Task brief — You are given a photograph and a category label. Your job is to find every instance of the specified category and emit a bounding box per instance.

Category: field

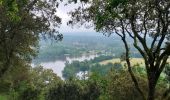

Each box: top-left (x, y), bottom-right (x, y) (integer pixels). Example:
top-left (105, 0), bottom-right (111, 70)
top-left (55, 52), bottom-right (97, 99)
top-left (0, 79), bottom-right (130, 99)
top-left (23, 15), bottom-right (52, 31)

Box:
top-left (100, 58), bottom-right (170, 67)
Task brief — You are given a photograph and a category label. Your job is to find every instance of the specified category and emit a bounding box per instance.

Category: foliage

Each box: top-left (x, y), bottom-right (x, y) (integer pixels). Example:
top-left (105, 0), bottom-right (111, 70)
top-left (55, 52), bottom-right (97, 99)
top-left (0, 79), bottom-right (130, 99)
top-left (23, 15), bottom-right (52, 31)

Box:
top-left (165, 64), bottom-right (170, 84)
top-left (18, 87), bottom-right (40, 100)
top-left (91, 55), bottom-right (115, 63)
top-left (0, 65), bottom-right (62, 100)
top-left (90, 63), bottom-right (115, 76)
top-left (62, 56), bottom-right (118, 79)
top-left (0, 63), bottom-right (168, 100)
top-left (63, 60), bottom-right (90, 79)
top-left (0, 61), bottom-right (31, 95)
top-left (45, 77), bottom-right (101, 100)
top-left (68, 0), bottom-right (170, 99)
top-left (0, 94), bottom-right (9, 100)
top-left (0, 0), bottom-right (62, 78)
top-left (47, 74), bottom-right (98, 100)
top-left (30, 66), bottom-right (62, 91)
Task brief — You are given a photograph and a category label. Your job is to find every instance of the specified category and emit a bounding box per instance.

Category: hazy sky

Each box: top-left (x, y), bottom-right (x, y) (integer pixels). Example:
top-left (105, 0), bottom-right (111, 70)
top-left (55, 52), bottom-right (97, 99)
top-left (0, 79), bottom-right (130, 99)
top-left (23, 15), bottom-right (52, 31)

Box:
top-left (56, 1), bottom-right (97, 35)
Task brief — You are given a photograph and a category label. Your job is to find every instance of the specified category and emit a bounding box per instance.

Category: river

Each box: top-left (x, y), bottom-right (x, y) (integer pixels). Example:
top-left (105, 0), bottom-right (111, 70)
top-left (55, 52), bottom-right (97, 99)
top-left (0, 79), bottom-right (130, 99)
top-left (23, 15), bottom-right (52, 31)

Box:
top-left (32, 54), bottom-right (98, 79)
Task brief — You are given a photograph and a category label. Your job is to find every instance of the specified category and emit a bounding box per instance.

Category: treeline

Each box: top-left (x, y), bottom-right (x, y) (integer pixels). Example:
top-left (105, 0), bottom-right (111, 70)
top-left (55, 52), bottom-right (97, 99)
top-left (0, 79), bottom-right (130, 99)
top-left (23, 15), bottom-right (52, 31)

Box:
top-left (33, 43), bottom-right (86, 63)
top-left (33, 36), bottom-right (138, 63)
top-left (34, 37), bottom-right (143, 64)
top-left (91, 55), bottom-right (115, 63)
top-left (62, 55), bottom-right (118, 79)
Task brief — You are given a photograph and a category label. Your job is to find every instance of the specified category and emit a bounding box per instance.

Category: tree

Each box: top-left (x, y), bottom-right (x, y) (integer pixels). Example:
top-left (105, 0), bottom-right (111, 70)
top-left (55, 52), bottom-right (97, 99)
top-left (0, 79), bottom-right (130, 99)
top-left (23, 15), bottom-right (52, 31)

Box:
top-left (0, 60), bottom-right (31, 93)
top-left (106, 69), bottom-right (147, 100)
top-left (30, 66), bottom-right (62, 90)
top-left (0, 0), bottom-right (62, 78)
top-left (45, 77), bottom-right (101, 100)
top-left (163, 64), bottom-right (170, 99)
top-left (18, 87), bottom-right (40, 100)
top-left (67, 0), bottom-right (170, 100)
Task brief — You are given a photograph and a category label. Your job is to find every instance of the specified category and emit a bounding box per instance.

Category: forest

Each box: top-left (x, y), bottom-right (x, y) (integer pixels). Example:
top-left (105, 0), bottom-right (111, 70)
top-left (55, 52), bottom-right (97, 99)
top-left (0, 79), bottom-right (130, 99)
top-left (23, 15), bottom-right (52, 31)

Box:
top-left (0, 0), bottom-right (170, 100)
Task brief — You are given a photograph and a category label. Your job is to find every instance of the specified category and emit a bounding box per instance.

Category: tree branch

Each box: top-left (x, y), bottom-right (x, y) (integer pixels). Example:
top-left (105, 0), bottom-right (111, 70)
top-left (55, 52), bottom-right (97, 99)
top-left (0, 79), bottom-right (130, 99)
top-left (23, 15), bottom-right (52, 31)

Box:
top-left (122, 38), bottom-right (146, 100)
top-left (119, 20), bottom-right (146, 99)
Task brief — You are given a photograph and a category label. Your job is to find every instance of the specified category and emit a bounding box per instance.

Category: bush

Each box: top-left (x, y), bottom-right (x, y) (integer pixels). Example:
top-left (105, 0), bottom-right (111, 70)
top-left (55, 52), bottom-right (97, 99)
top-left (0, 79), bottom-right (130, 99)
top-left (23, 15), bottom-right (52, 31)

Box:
top-left (45, 78), bottom-right (101, 100)
top-left (18, 87), bottom-right (40, 100)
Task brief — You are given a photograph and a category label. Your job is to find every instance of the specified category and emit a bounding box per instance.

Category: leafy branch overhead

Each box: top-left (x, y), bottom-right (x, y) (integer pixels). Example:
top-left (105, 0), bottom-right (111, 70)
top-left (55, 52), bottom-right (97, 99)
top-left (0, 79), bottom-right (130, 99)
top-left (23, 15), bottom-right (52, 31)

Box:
top-left (0, 0), bottom-right (63, 78)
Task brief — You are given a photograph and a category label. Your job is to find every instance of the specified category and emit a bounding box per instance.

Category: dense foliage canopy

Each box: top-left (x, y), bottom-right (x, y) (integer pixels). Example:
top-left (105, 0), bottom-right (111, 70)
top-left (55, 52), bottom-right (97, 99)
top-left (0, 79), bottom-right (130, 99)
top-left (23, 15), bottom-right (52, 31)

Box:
top-left (0, 0), bottom-right (62, 78)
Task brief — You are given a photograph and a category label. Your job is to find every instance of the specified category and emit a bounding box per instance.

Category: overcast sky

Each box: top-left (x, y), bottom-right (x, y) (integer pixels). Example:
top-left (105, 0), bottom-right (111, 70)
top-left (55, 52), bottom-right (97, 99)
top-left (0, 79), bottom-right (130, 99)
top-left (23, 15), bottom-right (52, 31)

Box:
top-left (56, 1), bottom-right (97, 36)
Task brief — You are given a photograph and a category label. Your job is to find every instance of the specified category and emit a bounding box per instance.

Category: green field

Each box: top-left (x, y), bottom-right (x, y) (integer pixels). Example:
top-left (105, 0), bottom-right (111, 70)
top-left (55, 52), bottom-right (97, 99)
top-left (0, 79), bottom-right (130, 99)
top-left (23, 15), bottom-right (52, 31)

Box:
top-left (100, 58), bottom-right (170, 67)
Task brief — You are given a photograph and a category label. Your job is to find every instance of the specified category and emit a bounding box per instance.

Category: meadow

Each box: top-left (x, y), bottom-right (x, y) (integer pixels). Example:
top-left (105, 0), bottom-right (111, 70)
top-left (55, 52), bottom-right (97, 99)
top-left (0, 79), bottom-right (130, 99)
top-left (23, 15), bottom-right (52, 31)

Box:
top-left (100, 58), bottom-right (170, 67)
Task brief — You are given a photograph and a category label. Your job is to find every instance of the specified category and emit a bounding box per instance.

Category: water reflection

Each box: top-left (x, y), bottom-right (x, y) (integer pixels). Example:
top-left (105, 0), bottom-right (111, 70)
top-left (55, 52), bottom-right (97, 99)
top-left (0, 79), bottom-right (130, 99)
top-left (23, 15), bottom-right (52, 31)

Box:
top-left (32, 54), bottom-right (98, 79)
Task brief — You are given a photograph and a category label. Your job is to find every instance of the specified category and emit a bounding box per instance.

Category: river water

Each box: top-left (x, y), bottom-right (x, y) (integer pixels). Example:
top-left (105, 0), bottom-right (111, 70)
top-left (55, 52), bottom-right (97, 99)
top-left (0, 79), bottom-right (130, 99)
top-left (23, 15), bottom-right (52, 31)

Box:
top-left (32, 54), bottom-right (98, 79)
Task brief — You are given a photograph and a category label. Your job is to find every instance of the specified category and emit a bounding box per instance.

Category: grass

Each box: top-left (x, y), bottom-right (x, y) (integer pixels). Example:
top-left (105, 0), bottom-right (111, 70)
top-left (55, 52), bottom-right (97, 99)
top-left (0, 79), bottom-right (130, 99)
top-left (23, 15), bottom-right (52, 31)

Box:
top-left (0, 94), bottom-right (9, 100)
top-left (100, 58), bottom-right (170, 66)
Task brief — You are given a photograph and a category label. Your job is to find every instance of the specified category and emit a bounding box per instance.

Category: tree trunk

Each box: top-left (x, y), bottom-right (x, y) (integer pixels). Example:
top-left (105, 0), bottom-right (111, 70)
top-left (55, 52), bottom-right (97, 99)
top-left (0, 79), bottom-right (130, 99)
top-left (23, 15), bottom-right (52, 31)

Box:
top-left (147, 73), bottom-right (158, 100)
top-left (0, 60), bottom-right (10, 78)
top-left (147, 81), bottom-right (156, 100)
